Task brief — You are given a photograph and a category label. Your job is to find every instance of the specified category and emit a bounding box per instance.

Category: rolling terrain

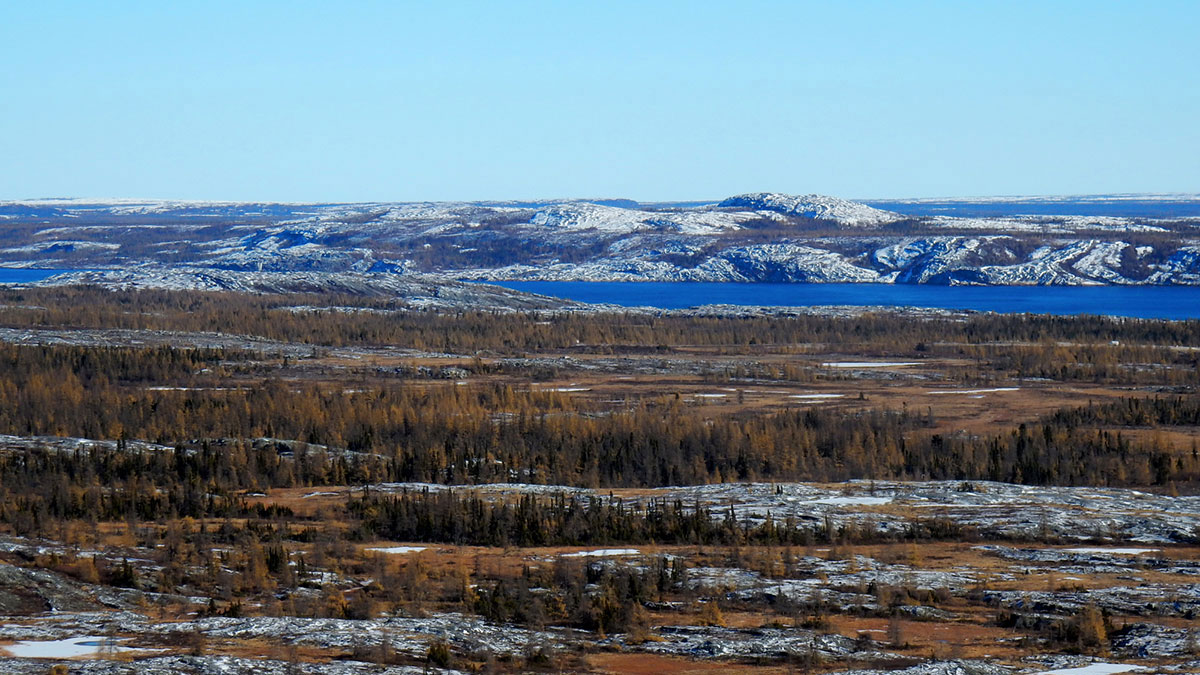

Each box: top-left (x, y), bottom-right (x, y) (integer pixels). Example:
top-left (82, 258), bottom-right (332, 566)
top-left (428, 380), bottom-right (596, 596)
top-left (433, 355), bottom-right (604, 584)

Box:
top-left (3, 193), bottom-right (1200, 291)
top-left (0, 289), bottom-right (1195, 672)
top-left (0, 200), bottom-right (1198, 672)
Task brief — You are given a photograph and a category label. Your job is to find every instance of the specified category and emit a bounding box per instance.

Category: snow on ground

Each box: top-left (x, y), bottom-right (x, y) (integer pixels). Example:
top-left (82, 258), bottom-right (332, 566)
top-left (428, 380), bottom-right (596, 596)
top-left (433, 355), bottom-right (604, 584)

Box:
top-left (6, 195), bottom-right (1199, 287)
top-left (1034, 664), bottom-right (1145, 675)
top-left (2, 636), bottom-right (155, 659)
top-left (1112, 623), bottom-right (1200, 659)
top-left (523, 202), bottom-right (755, 235)
top-left (804, 496), bottom-right (893, 506)
top-left (0, 434), bottom-right (175, 456)
top-left (984, 583), bottom-right (1200, 619)
top-left (529, 203), bottom-right (653, 233)
top-left (624, 624), bottom-right (894, 662)
top-left (927, 215), bottom-right (1167, 234)
top-left (0, 656), bottom-right (461, 674)
top-left (717, 193), bottom-right (903, 227)
top-left (873, 236), bottom-right (1013, 284)
top-left (561, 548), bottom-right (640, 558)
top-left (928, 387), bottom-right (1020, 394)
top-left (363, 546), bottom-right (426, 555)
top-left (975, 546), bottom-right (1199, 578)
top-left (646, 481), bottom-right (1200, 543)
top-left (0, 612), bottom-right (565, 663)
top-left (1060, 547), bottom-right (1160, 555)
top-left (2, 241), bottom-right (122, 253)
top-left (842, 662), bottom-right (1013, 675)
top-left (698, 243), bottom-right (883, 283)
top-left (353, 479), bottom-right (1200, 544)
top-left (1072, 241), bottom-right (1138, 284)
top-left (822, 361), bottom-right (920, 368)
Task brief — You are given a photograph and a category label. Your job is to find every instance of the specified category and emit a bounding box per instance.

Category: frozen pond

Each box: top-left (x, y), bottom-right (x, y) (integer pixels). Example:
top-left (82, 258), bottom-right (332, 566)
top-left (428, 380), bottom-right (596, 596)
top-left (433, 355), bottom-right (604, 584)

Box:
top-left (928, 387), bottom-right (1020, 394)
top-left (3, 636), bottom-right (149, 659)
top-left (562, 548), bottom-right (640, 558)
top-left (363, 546), bottom-right (427, 555)
top-left (1035, 664), bottom-right (1145, 675)
top-left (822, 361), bottom-right (920, 368)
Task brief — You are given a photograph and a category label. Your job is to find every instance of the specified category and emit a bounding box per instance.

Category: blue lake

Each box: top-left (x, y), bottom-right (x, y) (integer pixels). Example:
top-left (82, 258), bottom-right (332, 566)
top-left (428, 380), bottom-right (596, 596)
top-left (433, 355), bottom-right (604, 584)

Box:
top-left (488, 281), bottom-right (1200, 320)
top-left (0, 268), bottom-right (70, 284)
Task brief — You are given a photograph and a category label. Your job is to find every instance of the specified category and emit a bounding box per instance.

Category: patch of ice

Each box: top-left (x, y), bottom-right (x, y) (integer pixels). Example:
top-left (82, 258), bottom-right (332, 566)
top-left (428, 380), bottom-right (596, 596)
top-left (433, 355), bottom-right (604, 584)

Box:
top-left (364, 546), bottom-right (427, 555)
top-left (1060, 547), bottom-right (1159, 555)
top-left (1034, 664), bottom-right (1145, 675)
top-left (3, 636), bottom-right (157, 659)
top-left (790, 393), bottom-right (845, 400)
top-left (928, 387), bottom-right (1020, 394)
top-left (561, 548), bottom-right (640, 558)
top-left (822, 361), bottom-right (919, 368)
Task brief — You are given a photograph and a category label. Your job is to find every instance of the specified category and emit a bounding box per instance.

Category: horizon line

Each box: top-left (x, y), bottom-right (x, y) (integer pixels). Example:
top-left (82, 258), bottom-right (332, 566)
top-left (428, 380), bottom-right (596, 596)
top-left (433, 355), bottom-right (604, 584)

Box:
top-left (5, 191), bottom-right (1200, 207)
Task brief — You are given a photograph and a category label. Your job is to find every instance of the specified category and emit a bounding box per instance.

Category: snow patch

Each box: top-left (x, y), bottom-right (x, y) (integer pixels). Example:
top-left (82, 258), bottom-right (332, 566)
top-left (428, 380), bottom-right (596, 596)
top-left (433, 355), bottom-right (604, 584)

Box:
top-left (3, 636), bottom-right (158, 659)
top-left (928, 387), bottom-right (1020, 395)
top-left (561, 548), bottom-right (640, 558)
top-left (804, 496), bottom-right (892, 506)
top-left (364, 546), bottom-right (427, 555)
top-left (1059, 547), bottom-right (1160, 556)
top-left (822, 361), bottom-right (919, 368)
top-left (1034, 664), bottom-right (1145, 675)
top-left (718, 193), bottom-right (902, 227)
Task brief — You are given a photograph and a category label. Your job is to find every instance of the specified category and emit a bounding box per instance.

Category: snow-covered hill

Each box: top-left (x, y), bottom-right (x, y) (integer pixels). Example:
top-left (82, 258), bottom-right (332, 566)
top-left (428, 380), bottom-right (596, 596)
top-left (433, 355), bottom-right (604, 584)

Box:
top-left (717, 193), bottom-right (903, 227)
top-left (1, 192), bottom-right (1199, 290)
top-left (36, 267), bottom-right (585, 311)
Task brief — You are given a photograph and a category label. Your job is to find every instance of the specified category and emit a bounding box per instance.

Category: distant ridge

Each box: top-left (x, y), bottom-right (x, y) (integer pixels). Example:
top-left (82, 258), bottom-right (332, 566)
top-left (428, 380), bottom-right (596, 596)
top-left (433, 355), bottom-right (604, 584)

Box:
top-left (1, 192), bottom-right (1198, 289)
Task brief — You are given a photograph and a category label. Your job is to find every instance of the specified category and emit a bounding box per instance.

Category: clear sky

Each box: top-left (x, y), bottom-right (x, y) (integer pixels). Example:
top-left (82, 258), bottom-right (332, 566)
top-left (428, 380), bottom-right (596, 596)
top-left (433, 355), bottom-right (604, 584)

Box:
top-left (2, 1), bottom-right (1197, 202)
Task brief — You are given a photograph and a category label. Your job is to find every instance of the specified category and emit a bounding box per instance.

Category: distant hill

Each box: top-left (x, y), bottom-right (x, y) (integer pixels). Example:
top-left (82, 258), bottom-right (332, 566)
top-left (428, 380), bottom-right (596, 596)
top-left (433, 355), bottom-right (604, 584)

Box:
top-left (2, 193), bottom-right (1199, 290)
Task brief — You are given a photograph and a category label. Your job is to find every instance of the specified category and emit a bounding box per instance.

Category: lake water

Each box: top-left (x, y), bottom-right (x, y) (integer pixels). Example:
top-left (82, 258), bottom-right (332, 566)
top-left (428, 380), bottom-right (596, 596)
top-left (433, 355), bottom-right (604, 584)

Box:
top-left (0, 268), bottom-right (69, 284)
top-left (4, 268), bottom-right (1198, 319)
top-left (488, 281), bottom-right (1200, 320)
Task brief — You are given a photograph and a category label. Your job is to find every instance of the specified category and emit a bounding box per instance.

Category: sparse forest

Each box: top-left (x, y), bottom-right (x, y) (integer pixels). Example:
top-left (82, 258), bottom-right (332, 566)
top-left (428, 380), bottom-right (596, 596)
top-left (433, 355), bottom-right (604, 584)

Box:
top-left (0, 287), bottom-right (1197, 672)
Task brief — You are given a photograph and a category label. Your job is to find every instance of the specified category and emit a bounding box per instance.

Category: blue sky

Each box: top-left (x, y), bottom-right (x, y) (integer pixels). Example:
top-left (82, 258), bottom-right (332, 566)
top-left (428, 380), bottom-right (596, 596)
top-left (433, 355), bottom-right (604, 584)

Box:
top-left (2, 1), bottom-right (1197, 202)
